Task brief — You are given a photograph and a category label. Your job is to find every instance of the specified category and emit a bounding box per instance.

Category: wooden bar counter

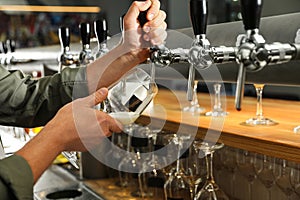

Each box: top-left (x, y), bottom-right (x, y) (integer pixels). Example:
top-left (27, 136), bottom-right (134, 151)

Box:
top-left (137, 88), bottom-right (300, 163)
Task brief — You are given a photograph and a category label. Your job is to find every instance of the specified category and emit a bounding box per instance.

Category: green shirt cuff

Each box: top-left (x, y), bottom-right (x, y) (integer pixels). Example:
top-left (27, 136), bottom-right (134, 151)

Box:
top-left (0, 155), bottom-right (34, 199)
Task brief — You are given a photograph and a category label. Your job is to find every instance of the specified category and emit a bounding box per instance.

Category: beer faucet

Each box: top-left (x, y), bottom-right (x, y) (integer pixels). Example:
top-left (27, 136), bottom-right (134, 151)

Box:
top-left (187, 0), bottom-right (211, 101)
top-left (235, 0), bottom-right (300, 110)
top-left (79, 22), bottom-right (94, 65)
top-left (94, 18), bottom-right (109, 59)
top-left (58, 26), bottom-right (79, 71)
top-left (0, 41), bottom-right (8, 66)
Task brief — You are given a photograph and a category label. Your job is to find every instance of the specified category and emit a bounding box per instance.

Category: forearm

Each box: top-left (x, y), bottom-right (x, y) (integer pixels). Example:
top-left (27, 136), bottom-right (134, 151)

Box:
top-left (15, 124), bottom-right (63, 183)
top-left (86, 44), bottom-right (149, 93)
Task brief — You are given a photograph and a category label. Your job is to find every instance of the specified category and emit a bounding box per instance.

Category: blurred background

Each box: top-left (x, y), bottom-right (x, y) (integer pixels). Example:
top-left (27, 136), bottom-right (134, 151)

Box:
top-left (1, 0), bottom-right (300, 48)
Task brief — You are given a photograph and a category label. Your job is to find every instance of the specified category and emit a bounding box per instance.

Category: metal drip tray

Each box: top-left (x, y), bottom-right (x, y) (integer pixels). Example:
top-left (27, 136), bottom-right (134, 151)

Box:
top-left (35, 184), bottom-right (102, 200)
top-left (34, 165), bottom-right (103, 200)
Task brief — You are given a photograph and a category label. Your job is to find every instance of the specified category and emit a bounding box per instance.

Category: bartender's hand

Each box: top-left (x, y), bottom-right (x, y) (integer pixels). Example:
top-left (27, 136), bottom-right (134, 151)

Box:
top-left (50, 87), bottom-right (122, 151)
top-left (122, 0), bottom-right (167, 53)
top-left (16, 88), bottom-right (122, 182)
top-left (86, 0), bottom-right (167, 93)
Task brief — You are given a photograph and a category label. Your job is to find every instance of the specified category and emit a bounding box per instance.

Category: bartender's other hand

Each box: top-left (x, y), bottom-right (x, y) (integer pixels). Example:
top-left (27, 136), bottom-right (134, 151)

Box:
top-left (123, 0), bottom-right (167, 49)
top-left (47, 88), bottom-right (122, 152)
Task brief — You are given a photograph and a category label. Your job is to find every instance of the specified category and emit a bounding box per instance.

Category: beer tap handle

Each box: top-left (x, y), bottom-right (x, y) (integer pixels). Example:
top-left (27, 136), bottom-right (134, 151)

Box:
top-left (58, 26), bottom-right (70, 50)
top-left (187, 0), bottom-right (208, 101)
top-left (137, 8), bottom-right (148, 28)
top-left (240, 0), bottom-right (263, 31)
top-left (6, 39), bottom-right (16, 53)
top-left (1, 41), bottom-right (8, 54)
top-left (189, 0), bottom-right (208, 36)
top-left (94, 19), bottom-right (107, 44)
top-left (79, 22), bottom-right (91, 48)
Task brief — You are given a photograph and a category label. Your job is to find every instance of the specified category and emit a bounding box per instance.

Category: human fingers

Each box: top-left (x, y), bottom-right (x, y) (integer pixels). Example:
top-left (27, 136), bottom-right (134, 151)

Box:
top-left (77, 87), bottom-right (108, 107)
top-left (144, 10), bottom-right (166, 31)
top-left (124, 0), bottom-right (152, 30)
top-left (146, 0), bottom-right (161, 21)
top-left (148, 24), bottom-right (167, 45)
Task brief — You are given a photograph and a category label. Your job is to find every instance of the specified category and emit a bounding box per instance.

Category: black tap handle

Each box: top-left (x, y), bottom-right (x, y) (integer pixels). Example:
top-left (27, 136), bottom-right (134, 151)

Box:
top-left (0, 41), bottom-right (8, 54)
top-left (58, 26), bottom-right (70, 48)
top-left (94, 19), bottom-right (107, 44)
top-left (137, 0), bottom-right (149, 28)
top-left (79, 22), bottom-right (91, 46)
top-left (138, 10), bottom-right (148, 28)
top-left (6, 39), bottom-right (16, 52)
top-left (240, 0), bottom-right (263, 30)
top-left (189, 0), bottom-right (208, 35)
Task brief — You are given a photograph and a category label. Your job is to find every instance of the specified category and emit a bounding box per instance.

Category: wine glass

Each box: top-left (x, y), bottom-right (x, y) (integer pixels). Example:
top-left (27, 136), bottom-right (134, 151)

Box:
top-left (275, 159), bottom-right (295, 199)
top-left (290, 163), bottom-right (300, 198)
top-left (242, 84), bottom-right (278, 126)
top-left (236, 150), bottom-right (257, 200)
top-left (183, 80), bottom-right (206, 114)
top-left (294, 126), bottom-right (300, 134)
top-left (136, 130), bottom-right (171, 199)
top-left (205, 83), bottom-right (228, 117)
top-left (164, 134), bottom-right (193, 200)
top-left (194, 142), bottom-right (229, 200)
top-left (255, 154), bottom-right (276, 200)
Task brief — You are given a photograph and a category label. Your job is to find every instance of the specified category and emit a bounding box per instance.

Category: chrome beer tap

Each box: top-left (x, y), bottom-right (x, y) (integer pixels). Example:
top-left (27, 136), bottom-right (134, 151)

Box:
top-left (235, 0), bottom-right (300, 111)
top-left (94, 18), bottom-right (109, 59)
top-left (0, 41), bottom-right (8, 66)
top-left (79, 22), bottom-right (94, 65)
top-left (187, 0), bottom-right (211, 101)
top-left (58, 26), bottom-right (79, 71)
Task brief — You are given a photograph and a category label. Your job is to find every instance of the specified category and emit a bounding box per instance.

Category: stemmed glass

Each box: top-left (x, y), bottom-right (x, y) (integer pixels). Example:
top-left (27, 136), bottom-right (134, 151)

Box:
top-left (255, 154), bottom-right (276, 200)
top-left (294, 126), bottom-right (300, 134)
top-left (275, 159), bottom-right (294, 199)
top-left (194, 142), bottom-right (229, 200)
top-left (205, 83), bottom-right (228, 117)
top-left (290, 163), bottom-right (300, 198)
top-left (183, 80), bottom-right (206, 114)
top-left (242, 84), bottom-right (278, 126)
top-left (136, 130), bottom-right (171, 199)
top-left (164, 134), bottom-right (193, 200)
top-left (236, 150), bottom-right (257, 200)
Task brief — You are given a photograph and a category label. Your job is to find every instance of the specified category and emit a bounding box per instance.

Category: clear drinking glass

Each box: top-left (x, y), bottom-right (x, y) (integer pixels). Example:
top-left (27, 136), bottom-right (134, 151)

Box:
top-left (108, 67), bottom-right (158, 124)
top-left (275, 159), bottom-right (294, 199)
top-left (236, 150), bottom-right (257, 200)
top-left (242, 84), bottom-right (278, 126)
top-left (194, 142), bottom-right (229, 200)
top-left (164, 134), bottom-right (193, 200)
top-left (255, 155), bottom-right (276, 200)
top-left (290, 163), bottom-right (300, 198)
top-left (183, 80), bottom-right (206, 114)
top-left (63, 68), bottom-right (158, 172)
top-left (205, 83), bottom-right (228, 117)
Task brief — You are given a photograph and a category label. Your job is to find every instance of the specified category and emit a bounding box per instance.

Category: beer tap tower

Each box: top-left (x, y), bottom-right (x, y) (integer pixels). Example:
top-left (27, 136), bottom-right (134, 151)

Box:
top-left (94, 18), bottom-right (109, 59)
top-left (149, 0), bottom-right (300, 111)
top-left (235, 0), bottom-right (300, 110)
top-left (58, 26), bottom-right (80, 71)
top-left (79, 22), bottom-right (94, 65)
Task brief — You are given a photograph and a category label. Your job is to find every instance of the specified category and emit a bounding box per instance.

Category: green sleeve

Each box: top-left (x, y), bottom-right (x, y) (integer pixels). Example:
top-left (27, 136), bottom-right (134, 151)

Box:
top-left (0, 66), bottom-right (89, 127)
top-left (0, 155), bottom-right (34, 200)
